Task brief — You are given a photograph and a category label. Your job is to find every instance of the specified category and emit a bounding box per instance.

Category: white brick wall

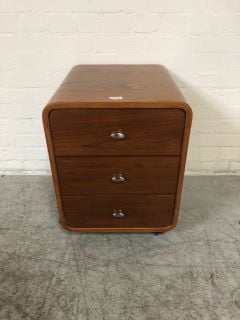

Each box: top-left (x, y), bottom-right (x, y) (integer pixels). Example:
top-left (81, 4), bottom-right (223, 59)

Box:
top-left (0, 0), bottom-right (240, 175)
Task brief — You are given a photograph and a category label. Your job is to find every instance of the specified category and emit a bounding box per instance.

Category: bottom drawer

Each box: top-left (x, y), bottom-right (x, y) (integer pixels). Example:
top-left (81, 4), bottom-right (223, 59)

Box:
top-left (62, 195), bottom-right (175, 229)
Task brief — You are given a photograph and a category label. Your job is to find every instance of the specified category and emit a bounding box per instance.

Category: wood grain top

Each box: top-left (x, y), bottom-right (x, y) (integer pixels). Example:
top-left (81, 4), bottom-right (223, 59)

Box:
top-left (48, 65), bottom-right (188, 107)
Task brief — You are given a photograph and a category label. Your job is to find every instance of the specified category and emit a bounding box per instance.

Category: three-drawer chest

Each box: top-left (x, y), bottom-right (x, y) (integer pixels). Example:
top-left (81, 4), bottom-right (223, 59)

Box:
top-left (43, 65), bottom-right (192, 233)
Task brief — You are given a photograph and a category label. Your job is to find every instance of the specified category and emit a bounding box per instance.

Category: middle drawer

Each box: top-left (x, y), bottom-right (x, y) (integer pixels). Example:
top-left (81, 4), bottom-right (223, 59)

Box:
top-left (56, 156), bottom-right (180, 195)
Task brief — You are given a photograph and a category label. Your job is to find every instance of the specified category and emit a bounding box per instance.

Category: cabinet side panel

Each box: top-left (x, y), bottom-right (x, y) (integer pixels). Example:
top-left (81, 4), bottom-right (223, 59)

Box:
top-left (42, 105), bottom-right (66, 227)
top-left (171, 105), bottom-right (192, 228)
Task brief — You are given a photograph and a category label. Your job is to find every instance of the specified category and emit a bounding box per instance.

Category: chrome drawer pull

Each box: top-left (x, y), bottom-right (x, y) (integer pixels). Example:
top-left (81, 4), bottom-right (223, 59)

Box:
top-left (113, 209), bottom-right (125, 218)
top-left (112, 173), bottom-right (125, 183)
top-left (110, 131), bottom-right (125, 140)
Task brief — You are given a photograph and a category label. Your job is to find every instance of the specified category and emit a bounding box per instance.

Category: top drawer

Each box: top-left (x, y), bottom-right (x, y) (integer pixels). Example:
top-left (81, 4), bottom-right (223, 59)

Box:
top-left (49, 109), bottom-right (185, 156)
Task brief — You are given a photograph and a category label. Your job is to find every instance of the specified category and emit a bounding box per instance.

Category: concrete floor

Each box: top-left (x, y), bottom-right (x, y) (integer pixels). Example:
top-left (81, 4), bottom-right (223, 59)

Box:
top-left (0, 176), bottom-right (240, 320)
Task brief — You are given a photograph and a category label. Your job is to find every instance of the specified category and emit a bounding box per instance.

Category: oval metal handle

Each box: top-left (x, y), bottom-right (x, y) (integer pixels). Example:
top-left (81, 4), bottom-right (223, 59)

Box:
top-left (110, 131), bottom-right (125, 140)
top-left (113, 209), bottom-right (125, 218)
top-left (112, 173), bottom-right (125, 183)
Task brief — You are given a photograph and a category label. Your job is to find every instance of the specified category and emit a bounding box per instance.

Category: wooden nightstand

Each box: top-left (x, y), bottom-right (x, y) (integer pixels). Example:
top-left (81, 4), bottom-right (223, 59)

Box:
top-left (43, 65), bottom-right (192, 233)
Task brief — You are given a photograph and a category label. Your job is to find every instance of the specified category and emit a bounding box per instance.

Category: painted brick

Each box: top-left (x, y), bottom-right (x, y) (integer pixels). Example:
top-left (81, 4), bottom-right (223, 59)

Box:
top-left (207, 0), bottom-right (240, 13)
top-left (101, 14), bottom-right (131, 33)
top-left (25, 147), bottom-right (48, 160)
top-left (0, 89), bottom-right (15, 103)
top-left (36, 0), bottom-right (91, 13)
top-left (13, 135), bottom-right (46, 147)
top-left (219, 147), bottom-right (240, 160)
top-left (22, 160), bottom-right (50, 171)
top-left (0, 135), bottom-right (9, 146)
top-left (94, 36), bottom-right (146, 53)
top-left (230, 161), bottom-right (240, 172)
top-left (0, 120), bottom-right (9, 134)
top-left (217, 89), bottom-right (240, 105)
top-left (0, 104), bottom-right (41, 119)
top-left (7, 147), bottom-right (25, 160)
top-left (19, 14), bottom-right (47, 33)
top-left (193, 120), bottom-right (240, 134)
top-left (222, 55), bottom-right (240, 71)
top-left (191, 134), bottom-right (240, 147)
top-left (0, 14), bottom-right (18, 32)
top-left (132, 14), bottom-right (159, 33)
top-left (187, 15), bottom-right (219, 34)
top-left (45, 14), bottom-right (76, 33)
top-left (197, 147), bottom-right (219, 161)
top-left (192, 105), bottom-right (240, 119)
top-left (219, 15), bottom-right (240, 32)
top-left (193, 72), bottom-right (240, 88)
top-left (9, 119), bottom-right (43, 134)
top-left (171, 54), bottom-right (223, 72)
top-left (0, 0), bottom-right (41, 12)
top-left (0, 54), bottom-right (14, 70)
top-left (150, 0), bottom-right (208, 13)
top-left (161, 14), bottom-right (187, 33)
top-left (188, 147), bottom-right (200, 162)
top-left (90, 0), bottom-right (134, 13)
top-left (0, 161), bottom-right (23, 171)
top-left (212, 161), bottom-right (230, 173)
top-left (74, 14), bottom-right (102, 33)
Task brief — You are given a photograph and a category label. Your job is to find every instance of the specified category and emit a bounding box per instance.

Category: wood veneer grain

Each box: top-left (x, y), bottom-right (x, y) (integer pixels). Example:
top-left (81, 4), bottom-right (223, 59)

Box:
top-left (50, 108), bottom-right (185, 156)
top-left (62, 195), bottom-right (175, 228)
top-left (56, 156), bottom-right (180, 195)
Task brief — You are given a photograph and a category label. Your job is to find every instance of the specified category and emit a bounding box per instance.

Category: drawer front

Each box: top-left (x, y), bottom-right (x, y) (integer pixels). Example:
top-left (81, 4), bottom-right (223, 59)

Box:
top-left (50, 109), bottom-right (185, 156)
top-left (62, 195), bottom-right (175, 228)
top-left (57, 156), bottom-right (180, 195)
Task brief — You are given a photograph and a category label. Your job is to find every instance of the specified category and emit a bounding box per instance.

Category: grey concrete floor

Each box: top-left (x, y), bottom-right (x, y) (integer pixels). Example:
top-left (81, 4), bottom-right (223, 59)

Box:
top-left (0, 176), bottom-right (240, 320)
